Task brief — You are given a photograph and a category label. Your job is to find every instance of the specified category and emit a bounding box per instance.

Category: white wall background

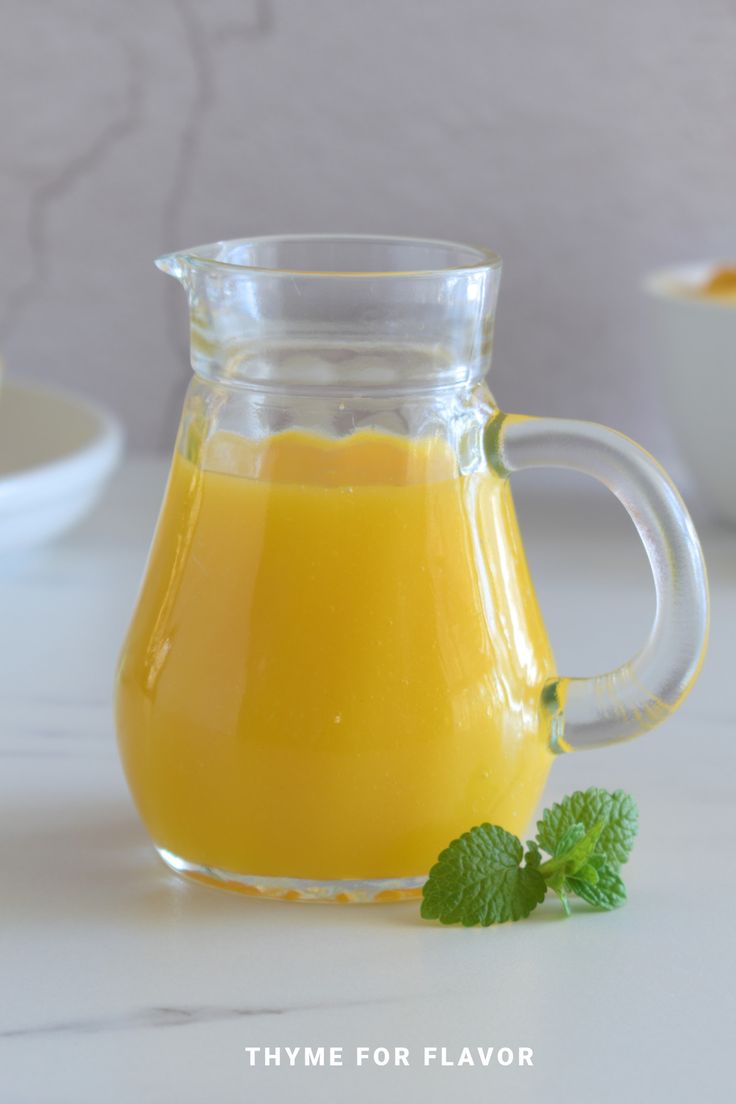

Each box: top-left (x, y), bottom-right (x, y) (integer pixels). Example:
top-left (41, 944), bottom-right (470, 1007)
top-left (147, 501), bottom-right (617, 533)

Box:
top-left (1, 0), bottom-right (735, 466)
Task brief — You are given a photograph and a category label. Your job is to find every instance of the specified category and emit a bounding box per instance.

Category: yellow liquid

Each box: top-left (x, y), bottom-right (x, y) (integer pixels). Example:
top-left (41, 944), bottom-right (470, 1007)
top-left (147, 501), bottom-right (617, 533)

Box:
top-left (689, 266), bottom-right (736, 303)
top-left (116, 430), bottom-right (556, 882)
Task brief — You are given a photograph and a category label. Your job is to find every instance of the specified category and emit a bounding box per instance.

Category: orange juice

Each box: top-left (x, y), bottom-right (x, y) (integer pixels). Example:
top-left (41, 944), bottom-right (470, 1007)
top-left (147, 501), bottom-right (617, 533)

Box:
top-left (682, 265), bottom-right (736, 303)
top-left (116, 430), bottom-right (555, 883)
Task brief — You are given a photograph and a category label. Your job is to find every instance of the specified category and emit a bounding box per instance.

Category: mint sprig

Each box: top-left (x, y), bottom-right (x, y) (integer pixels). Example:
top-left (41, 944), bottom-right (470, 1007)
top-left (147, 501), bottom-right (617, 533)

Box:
top-left (420, 788), bottom-right (638, 926)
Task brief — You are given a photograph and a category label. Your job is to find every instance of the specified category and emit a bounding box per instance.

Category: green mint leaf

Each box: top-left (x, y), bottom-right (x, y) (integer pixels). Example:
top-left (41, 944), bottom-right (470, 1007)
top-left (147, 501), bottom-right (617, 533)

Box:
top-left (540, 819), bottom-right (605, 879)
top-left (525, 840), bottom-right (542, 867)
top-left (536, 788), bottom-right (611, 854)
top-left (420, 824), bottom-right (547, 927)
top-left (553, 823), bottom-right (586, 857)
top-left (600, 790), bottom-right (639, 867)
top-left (576, 862), bottom-right (600, 886)
top-left (536, 788), bottom-right (638, 869)
top-left (567, 864), bottom-right (627, 911)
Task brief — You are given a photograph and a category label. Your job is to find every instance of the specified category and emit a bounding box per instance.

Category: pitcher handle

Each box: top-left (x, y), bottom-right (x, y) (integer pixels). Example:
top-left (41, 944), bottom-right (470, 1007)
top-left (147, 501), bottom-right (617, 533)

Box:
top-left (484, 412), bottom-right (710, 752)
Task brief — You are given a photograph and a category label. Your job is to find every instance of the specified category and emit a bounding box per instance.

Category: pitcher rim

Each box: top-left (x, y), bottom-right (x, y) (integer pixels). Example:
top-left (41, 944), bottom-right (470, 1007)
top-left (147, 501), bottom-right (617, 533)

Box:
top-left (156, 233), bottom-right (502, 280)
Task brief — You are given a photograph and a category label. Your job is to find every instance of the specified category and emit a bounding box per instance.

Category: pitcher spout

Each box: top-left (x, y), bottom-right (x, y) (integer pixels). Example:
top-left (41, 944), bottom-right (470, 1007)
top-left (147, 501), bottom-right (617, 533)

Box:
top-left (155, 251), bottom-right (190, 284)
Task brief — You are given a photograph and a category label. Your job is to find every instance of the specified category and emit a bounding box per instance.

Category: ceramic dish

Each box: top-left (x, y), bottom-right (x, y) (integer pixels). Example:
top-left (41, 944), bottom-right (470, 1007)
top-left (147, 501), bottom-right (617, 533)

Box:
top-left (0, 381), bottom-right (123, 552)
top-left (645, 262), bottom-right (736, 524)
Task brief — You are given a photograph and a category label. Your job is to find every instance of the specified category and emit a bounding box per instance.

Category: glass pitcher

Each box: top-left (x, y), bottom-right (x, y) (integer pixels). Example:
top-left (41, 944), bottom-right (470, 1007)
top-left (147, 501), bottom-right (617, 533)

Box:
top-left (115, 235), bottom-right (709, 903)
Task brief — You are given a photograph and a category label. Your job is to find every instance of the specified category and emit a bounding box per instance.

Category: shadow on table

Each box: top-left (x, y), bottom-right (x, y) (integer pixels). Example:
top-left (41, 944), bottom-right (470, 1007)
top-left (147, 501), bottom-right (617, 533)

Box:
top-left (5, 798), bottom-right (433, 931)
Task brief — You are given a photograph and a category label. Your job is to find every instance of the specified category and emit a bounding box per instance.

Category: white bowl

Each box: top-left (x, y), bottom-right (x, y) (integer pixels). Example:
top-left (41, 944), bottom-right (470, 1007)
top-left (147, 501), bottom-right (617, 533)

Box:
top-left (644, 263), bottom-right (736, 524)
top-left (0, 381), bottom-right (123, 552)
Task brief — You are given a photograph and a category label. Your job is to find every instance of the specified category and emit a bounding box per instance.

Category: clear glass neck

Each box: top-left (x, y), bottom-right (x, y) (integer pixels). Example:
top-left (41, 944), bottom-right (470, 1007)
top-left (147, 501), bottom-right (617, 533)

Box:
top-left (157, 235), bottom-right (502, 394)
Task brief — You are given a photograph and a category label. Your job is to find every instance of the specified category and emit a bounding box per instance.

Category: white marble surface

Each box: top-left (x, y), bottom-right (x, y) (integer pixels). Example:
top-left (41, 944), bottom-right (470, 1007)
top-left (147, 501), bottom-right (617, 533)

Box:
top-left (1, 460), bottom-right (734, 1103)
top-left (2, 0), bottom-right (736, 470)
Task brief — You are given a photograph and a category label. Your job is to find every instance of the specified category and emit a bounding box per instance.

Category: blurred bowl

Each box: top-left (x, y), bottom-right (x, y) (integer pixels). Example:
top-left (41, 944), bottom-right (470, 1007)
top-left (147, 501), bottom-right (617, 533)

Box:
top-left (644, 263), bottom-right (736, 524)
top-left (0, 381), bottom-right (123, 552)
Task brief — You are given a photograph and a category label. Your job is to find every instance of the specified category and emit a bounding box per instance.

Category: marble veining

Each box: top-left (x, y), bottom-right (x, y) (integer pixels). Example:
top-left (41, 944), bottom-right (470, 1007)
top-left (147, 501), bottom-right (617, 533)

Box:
top-left (159, 0), bottom-right (275, 443)
top-left (0, 32), bottom-right (145, 343)
top-left (2, 2), bottom-right (735, 459)
top-left (0, 992), bottom-right (425, 1041)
